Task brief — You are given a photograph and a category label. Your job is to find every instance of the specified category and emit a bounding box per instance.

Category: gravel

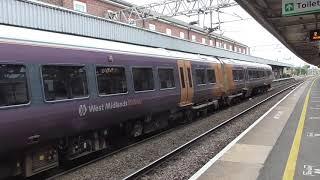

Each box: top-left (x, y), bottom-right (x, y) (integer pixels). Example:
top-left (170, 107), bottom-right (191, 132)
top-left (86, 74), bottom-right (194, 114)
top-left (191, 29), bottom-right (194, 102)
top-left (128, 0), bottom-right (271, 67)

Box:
top-left (56, 80), bottom-right (300, 180)
top-left (141, 87), bottom-right (292, 180)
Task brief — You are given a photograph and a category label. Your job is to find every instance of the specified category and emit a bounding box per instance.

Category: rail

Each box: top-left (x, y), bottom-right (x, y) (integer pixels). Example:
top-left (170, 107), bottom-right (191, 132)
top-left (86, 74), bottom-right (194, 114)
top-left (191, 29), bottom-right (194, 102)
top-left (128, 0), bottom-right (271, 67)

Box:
top-left (272, 77), bottom-right (295, 82)
top-left (123, 81), bottom-right (302, 180)
top-left (45, 79), bottom-right (301, 180)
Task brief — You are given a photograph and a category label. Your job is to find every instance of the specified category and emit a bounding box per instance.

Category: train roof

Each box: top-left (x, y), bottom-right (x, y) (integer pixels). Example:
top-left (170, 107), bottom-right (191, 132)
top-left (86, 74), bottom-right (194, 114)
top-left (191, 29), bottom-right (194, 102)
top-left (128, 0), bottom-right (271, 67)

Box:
top-left (220, 58), bottom-right (272, 69)
top-left (0, 25), bottom-right (269, 68)
top-left (0, 25), bottom-right (221, 64)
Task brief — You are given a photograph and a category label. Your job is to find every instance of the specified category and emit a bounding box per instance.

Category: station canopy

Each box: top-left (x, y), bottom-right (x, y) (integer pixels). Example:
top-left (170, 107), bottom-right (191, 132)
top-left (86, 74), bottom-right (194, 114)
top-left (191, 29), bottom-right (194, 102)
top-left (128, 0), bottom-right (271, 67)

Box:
top-left (236, 0), bottom-right (320, 66)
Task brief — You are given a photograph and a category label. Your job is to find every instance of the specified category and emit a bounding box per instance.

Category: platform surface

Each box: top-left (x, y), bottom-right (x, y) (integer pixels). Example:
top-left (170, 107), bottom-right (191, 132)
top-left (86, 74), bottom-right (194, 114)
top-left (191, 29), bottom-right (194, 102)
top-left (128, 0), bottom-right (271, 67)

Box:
top-left (190, 77), bottom-right (319, 180)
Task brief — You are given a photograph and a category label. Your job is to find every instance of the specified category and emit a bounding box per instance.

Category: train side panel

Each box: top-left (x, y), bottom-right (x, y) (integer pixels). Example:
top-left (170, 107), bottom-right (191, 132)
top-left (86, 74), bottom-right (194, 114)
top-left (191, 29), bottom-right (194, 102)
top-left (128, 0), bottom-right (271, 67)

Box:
top-left (0, 42), bottom-right (182, 154)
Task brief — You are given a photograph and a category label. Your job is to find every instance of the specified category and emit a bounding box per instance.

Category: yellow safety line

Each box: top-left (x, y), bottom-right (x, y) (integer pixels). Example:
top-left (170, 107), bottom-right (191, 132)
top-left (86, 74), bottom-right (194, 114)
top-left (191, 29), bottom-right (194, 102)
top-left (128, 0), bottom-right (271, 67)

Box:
top-left (282, 78), bottom-right (317, 180)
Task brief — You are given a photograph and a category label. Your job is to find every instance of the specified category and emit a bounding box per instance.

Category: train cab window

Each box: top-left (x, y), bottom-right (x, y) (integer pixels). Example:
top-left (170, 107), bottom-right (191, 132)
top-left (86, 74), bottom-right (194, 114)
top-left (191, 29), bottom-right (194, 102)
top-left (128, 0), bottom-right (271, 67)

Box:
top-left (207, 69), bottom-right (216, 83)
top-left (132, 67), bottom-right (154, 91)
top-left (196, 69), bottom-right (206, 85)
top-left (0, 64), bottom-right (29, 107)
top-left (42, 65), bottom-right (88, 101)
top-left (96, 67), bottom-right (127, 95)
top-left (158, 68), bottom-right (175, 89)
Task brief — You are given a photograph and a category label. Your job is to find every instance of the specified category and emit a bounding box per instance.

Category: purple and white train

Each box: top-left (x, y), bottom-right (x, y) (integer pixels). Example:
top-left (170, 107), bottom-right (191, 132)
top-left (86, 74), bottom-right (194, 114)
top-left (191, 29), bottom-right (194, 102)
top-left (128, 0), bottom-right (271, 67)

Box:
top-left (0, 25), bottom-right (273, 178)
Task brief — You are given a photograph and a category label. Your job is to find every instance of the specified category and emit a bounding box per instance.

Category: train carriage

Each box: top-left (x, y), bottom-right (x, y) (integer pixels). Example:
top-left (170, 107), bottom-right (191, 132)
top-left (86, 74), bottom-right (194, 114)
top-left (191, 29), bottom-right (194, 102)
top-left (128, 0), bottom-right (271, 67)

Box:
top-left (0, 25), bottom-right (274, 178)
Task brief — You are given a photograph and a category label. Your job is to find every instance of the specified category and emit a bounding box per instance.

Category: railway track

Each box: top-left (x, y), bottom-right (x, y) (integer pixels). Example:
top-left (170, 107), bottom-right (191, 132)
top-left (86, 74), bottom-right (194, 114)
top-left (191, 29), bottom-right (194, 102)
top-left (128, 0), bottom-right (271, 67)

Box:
top-left (41, 78), bottom-right (302, 180)
top-left (123, 80), bottom-right (303, 180)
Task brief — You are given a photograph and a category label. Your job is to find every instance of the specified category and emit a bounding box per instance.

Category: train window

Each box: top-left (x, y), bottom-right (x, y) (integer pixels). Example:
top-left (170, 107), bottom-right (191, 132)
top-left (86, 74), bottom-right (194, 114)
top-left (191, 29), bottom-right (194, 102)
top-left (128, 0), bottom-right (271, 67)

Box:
top-left (96, 67), bottom-right (127, 95)
top-left (187, 68), bottom-right (193, 88)
top-left (253, 71), bottom-right (258, 79)
top-left (179, 67), bottom-right (186, 88)
top-left (248, 70), bottom-right (258, 80)
top-left (0, 64), bottom-right (29, 107)
top-left (196, 69), bottom-right (206, 85)
top-left (233, 70), bottom-right (244, 81)
top-left (158, 68), bottom-right (175, 89)
top-left (248, 70), bottom-right (253, 79)
top-left (207, 69), bottom-right (216, 83)
top-left (259, 71), bottom-right (262, 78)
top-left (233, 70), bottom-right (238, 81)
top-left (132, 67), bottom-right (154, 91)
top-left (239, 70), bottom-right (244, 80)
top-left (42, 65), bottom-right (88, 101)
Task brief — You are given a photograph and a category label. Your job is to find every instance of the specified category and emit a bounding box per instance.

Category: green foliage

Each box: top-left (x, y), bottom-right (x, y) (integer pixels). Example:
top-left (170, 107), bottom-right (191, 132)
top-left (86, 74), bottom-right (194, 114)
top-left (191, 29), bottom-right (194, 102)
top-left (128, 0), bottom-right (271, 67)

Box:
top-left (293, 65), bottom-right (310, 75)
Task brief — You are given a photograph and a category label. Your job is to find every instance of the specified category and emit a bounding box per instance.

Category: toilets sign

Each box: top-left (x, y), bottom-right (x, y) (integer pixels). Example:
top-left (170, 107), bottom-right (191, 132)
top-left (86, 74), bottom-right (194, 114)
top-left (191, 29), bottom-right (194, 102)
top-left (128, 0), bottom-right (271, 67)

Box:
top-left (282, 0), bottom-right (320, 16)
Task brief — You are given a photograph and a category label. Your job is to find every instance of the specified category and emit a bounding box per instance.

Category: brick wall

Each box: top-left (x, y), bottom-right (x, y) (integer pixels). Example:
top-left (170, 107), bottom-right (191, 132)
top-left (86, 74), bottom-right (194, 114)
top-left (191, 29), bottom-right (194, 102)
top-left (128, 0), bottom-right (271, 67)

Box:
top-left (62, 0), bottom-right (73, 9)
top-left (86, 0), bottom-right (122, 17)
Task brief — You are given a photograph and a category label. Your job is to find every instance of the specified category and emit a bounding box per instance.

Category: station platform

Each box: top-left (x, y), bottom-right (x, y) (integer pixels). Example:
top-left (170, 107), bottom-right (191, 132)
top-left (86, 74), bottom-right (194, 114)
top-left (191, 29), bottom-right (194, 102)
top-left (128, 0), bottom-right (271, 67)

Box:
top-left (190, 77), bottom-right (320, 180)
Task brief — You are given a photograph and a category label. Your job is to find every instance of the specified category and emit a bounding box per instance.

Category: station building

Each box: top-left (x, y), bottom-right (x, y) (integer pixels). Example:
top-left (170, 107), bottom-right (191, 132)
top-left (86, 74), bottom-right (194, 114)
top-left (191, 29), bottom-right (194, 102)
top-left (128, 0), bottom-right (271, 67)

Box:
top-left (38, 0), bottom-right (250, 55)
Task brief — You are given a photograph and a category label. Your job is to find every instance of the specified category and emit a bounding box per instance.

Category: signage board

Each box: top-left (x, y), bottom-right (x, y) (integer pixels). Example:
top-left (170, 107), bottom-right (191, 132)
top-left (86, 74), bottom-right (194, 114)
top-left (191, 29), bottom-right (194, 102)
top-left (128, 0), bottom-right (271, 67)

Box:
top-left (310, 30), bottom-right (320, 41)
top-left (282, 0), bottom-right (320, 16)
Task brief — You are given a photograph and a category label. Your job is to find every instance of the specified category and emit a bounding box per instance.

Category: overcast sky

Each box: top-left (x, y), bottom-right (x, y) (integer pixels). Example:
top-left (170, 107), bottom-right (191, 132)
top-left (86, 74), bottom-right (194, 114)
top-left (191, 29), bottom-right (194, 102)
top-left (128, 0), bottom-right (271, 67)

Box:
top-left (129, 0), bottom-right (308, 67)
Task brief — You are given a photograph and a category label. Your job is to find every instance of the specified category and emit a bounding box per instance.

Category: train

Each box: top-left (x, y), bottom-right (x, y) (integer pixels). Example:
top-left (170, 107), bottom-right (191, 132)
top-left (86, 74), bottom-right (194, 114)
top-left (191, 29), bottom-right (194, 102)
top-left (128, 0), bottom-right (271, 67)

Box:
top-left (0, 25), bottom-right (273, 178)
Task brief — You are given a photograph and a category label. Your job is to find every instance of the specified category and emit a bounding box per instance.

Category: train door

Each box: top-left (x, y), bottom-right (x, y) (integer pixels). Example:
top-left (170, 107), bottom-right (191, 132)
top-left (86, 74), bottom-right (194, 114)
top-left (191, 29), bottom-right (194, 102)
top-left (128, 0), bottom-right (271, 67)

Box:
top-left (243, 67), bottom-right (248, 88)
top-left (178, 60), bottom-right (194, 106)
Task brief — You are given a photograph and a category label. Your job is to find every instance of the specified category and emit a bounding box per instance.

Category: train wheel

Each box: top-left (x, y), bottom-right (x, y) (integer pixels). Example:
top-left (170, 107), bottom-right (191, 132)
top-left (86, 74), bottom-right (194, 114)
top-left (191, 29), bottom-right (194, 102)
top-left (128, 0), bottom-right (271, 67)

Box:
top-left (208, 104), bottom-right (216, 113)
top-left (125, 120), bottom-right (144, 138)
top-left (131, 120), bottom-right (144, 138)
top-left (200, 108), bottom-right (208, 117)
top-left (218, 98), bottom-right (227, 108)
top-left (185, 110), bottom-right (194, 123)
